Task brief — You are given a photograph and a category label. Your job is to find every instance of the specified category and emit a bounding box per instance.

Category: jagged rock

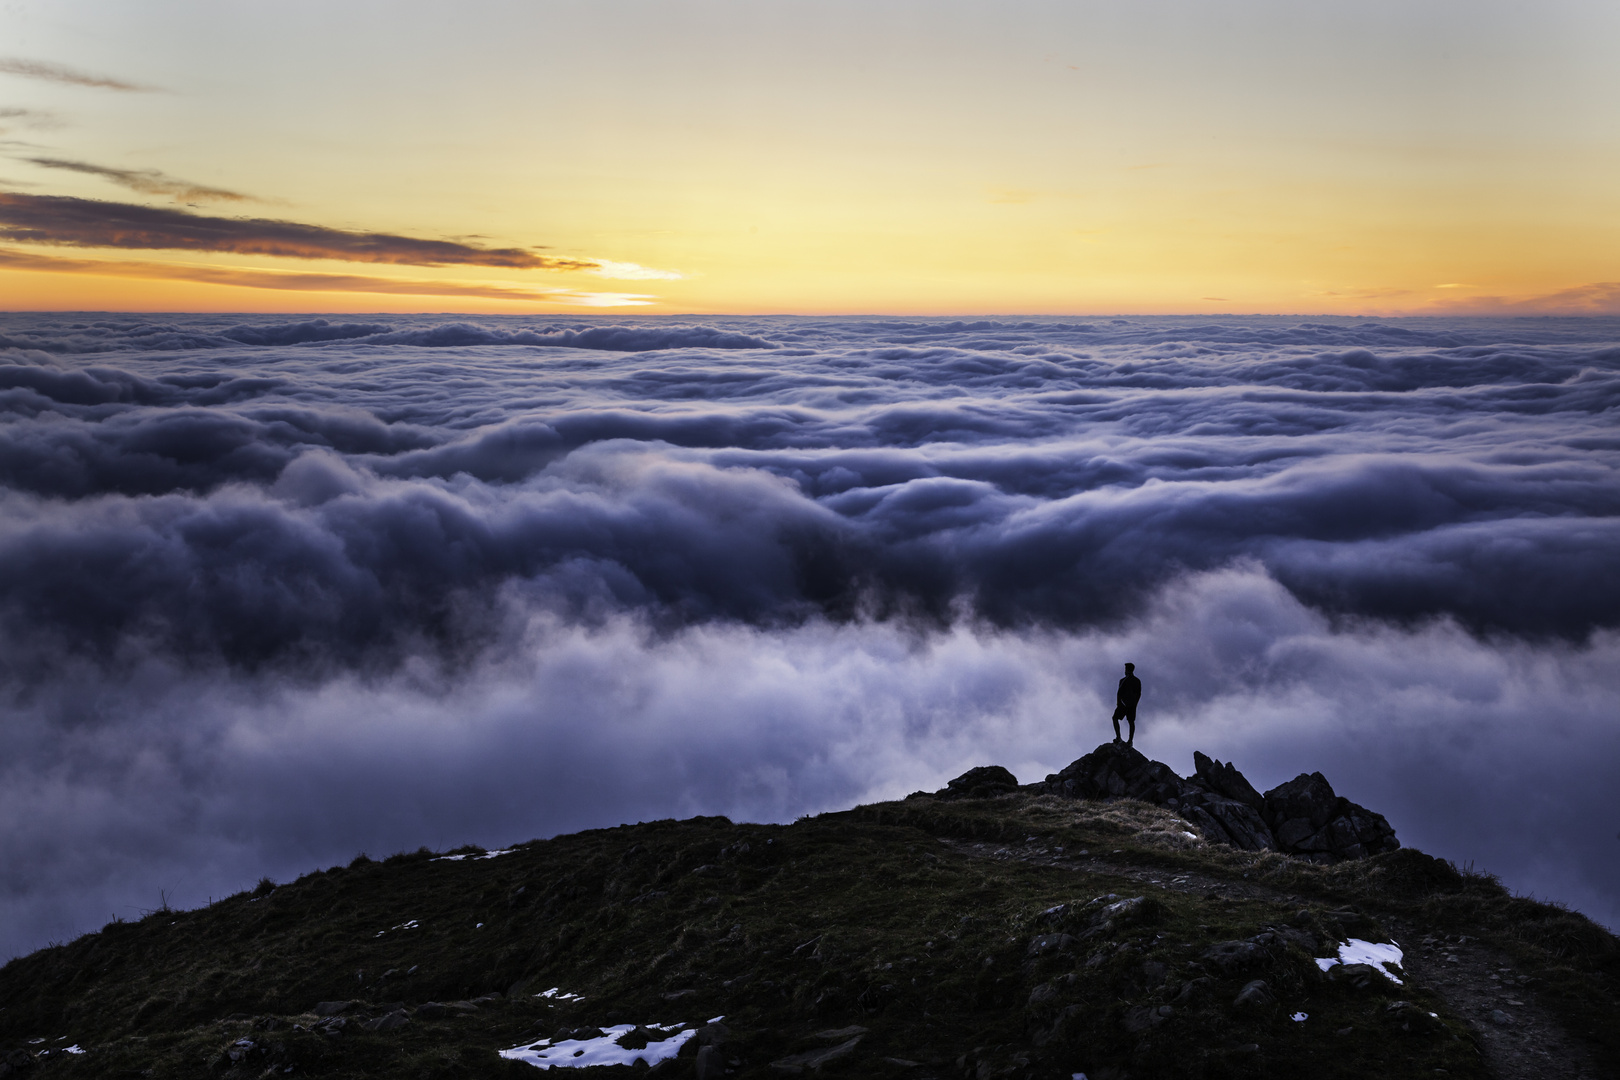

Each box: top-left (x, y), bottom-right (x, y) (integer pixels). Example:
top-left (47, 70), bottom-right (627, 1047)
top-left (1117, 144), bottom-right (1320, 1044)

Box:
top-left (1040, 743), bottom-right (1183, 804)
top-left (1192, 751), bottom-right (1265, 810)
top-left (1264, 772), bottom-right (1339, 846)
top-left (1038, 743), bottom-right (1398, 862)
top-left (1174, 788), bottom-right (1275, 852)
top-left (937, 765), bottom-right (1019, 799)
top-left (1262, 772), bottom-right (1399, 860)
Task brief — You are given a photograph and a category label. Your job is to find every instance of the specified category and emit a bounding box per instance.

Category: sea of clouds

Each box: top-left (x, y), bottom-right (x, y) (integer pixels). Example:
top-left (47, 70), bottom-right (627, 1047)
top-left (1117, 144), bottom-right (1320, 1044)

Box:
top-left (0, 312), bottom-right (1616, 960)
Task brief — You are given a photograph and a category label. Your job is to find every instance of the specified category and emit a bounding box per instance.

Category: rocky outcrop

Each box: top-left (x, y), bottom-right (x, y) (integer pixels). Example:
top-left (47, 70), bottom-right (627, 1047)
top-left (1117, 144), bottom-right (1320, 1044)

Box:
top-left (1036, 743), bottom-right (1399, 863)
top-left (934, 764), bottom-right (1021, 800)
top-left (1040, 742), bottom-right (1185, 804)
top-left (1262, 770), bottom-right (1400, 861)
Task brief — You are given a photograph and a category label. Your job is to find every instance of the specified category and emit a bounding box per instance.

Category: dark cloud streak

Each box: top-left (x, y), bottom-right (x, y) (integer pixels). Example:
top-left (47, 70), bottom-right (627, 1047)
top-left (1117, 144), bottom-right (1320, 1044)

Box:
top-left (0, 246), bottom-right (589, 301)
top-left (0, 193), bottom-right (597, 269)
top-left (0, 58), bottom-right (153, 92)
top-left (22, 157), bottom-right (252, 203)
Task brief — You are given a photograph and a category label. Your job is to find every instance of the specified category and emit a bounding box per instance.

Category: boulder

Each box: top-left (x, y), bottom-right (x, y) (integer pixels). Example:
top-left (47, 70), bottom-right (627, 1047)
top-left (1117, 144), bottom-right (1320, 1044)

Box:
top-left (1233, 979), bottom-right (1274, 1008)
top-left (937, 765), bottom-right (1020, 800)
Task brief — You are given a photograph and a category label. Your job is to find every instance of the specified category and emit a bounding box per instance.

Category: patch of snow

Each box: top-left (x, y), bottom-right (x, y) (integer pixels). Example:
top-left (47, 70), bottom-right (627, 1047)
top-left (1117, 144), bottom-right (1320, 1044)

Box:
top-left (375, 918), bottom-right (420, 938)
top-left (1315, 938), bottom-right (1404, 984)
top-left (500, 1022), bottom-right (696, 1070)
top-left (434, 848), bottom-right (517, 862)
top-left (536, 988), bottom-right (584, 1001)
top-left (1290, 1012), bottom-right (1307, 1022)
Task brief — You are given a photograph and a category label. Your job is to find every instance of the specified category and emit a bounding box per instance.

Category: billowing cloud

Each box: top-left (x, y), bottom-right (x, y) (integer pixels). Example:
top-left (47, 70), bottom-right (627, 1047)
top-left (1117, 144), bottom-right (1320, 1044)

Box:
top-left (0, 57), bottom-right (153, 92)
top-left (0, 246), bottom-right (651, 304)
top-left (22, 157), bottom-right (252, 203)
top-left (0, 312), bottom-right (1615, 959)
top-left (0, 193), bottom-right (599, 269)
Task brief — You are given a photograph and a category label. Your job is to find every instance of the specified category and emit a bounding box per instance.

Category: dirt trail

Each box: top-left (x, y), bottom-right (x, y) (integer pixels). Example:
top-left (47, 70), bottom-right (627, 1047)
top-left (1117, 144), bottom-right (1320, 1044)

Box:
top-left (943, 838), bottom-right (1608, 1080)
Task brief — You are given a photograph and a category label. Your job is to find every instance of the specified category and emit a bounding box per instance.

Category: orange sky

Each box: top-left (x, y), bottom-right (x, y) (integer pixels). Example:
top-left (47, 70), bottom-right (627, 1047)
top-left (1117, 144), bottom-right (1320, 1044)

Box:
top-left (2, 0), bottom-right (1618, 315)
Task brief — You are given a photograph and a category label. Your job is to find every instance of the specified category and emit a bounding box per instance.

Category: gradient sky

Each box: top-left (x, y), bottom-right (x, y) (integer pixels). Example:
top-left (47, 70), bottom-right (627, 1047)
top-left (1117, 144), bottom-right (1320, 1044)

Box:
top-left (2, 0), bottom-right (1618, 314)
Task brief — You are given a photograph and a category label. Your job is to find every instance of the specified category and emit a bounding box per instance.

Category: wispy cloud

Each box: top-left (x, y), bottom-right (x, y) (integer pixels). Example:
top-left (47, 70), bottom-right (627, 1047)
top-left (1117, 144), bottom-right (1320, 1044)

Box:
top-left (1428, 282), bottom-right (1620, 316)
top-left (0, 108), bottom-right (60, 133)
top-left (22, 158), bottom-right (252, 204)
top-left (0, 246), bottom-right (654, 305)
top-left (0, 58), bottom-right (153, 92)
top-left (0, 193), bottom-right (598, 269)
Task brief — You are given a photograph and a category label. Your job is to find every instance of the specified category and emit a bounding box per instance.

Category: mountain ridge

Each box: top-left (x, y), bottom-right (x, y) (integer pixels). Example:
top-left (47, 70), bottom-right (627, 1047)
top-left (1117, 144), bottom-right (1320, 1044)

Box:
top-left (1, 744), bottom-right (1614, 1080)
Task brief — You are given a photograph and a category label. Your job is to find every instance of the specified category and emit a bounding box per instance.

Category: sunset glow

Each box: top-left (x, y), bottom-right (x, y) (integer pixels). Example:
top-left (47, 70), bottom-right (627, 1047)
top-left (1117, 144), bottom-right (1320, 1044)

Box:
top-left (3, 0), bottom-right (1617, 314)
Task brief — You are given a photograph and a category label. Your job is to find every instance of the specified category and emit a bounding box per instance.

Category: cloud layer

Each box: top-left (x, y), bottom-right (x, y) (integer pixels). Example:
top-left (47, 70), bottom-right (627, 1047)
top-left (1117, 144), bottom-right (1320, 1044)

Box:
top-left (0, 312), bottom-right (1616, 958)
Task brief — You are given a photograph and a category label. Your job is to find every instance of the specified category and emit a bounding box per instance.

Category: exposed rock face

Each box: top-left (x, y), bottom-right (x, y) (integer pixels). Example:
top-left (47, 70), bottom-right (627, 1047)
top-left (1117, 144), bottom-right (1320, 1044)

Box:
top-left (1037, 743), bottom-right (1399, 863)
top-left (935, 764), bottom-right (1021, 800)
top-left (1040, 742), bottom-right (1184, 804)
top-left (1263, 771), bottom-right (1399, 861)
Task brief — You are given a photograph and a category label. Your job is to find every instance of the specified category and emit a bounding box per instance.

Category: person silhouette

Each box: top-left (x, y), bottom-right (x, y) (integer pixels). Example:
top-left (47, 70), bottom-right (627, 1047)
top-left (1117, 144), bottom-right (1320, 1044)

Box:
top-left (1113, 663), bottom-right (1141, 745)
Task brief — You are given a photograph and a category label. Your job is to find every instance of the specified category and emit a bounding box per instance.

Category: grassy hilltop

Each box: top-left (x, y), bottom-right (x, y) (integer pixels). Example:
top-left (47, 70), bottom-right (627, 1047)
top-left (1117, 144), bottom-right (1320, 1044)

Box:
top-left (1, 767), bottom-right (1616, 1080)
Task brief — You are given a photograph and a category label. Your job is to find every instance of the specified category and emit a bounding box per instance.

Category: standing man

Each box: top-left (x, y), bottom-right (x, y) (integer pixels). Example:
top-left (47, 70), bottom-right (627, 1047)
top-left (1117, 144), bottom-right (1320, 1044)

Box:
top-left (1113, 663), bottom-right (1141, 745)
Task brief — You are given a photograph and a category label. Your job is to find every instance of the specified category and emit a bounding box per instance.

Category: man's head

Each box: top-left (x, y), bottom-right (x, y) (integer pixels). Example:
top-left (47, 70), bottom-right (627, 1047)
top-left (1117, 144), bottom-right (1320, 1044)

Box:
top-left (1124, 662), bottom-right (1135, 673)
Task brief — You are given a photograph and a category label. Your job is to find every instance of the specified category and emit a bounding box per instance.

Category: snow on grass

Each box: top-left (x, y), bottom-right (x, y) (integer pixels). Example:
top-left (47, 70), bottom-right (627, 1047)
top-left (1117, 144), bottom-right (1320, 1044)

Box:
top-left (434, 848), bottom-right (516, 862)
top-left (1290, 1012), bottom-right (1307, 1022)
top-left (500, 1023), bottom-right (696, 1070)
top-left (536, 988), bottom-right (584, 1001)
top-left (1315, 938), bottom-right (1404, 984)
top-left (374, 919), bottom-right (419, 938)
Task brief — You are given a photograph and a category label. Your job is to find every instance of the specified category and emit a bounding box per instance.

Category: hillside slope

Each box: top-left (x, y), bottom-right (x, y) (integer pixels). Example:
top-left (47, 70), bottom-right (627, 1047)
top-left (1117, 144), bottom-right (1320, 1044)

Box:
top-left (1, 747), bottom-right (1615, 1080)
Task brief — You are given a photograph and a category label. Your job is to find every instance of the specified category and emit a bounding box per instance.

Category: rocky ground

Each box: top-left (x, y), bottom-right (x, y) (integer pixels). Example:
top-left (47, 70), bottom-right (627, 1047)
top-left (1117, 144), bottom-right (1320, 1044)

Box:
top-left (942, 836), bottom-right (1608, 1080)
top-left (1, 744), bottom-right (1614, 1080)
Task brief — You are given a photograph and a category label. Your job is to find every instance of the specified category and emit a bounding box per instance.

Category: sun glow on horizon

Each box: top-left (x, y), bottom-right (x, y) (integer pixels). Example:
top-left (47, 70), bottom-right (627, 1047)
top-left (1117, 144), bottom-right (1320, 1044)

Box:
top-left (1, 0), bottom-right (1618, 315)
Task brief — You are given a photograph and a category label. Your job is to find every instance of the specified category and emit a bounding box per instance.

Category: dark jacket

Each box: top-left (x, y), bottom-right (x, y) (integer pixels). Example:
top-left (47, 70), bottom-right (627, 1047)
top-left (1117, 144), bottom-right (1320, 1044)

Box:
top-left (1117, 674), bottom-right (1141, 707)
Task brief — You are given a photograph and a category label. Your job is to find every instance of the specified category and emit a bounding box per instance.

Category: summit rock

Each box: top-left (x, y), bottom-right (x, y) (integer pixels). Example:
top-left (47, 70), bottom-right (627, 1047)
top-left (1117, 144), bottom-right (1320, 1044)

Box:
top-left (1036, 743), bottom-right (1399, 863)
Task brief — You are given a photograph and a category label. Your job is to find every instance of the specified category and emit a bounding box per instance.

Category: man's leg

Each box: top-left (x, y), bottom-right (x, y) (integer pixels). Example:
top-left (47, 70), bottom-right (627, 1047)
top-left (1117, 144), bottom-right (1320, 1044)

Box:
top-left (1112, 715), bottom-right (1122, 742)
top-left (1125, 705), bottom-right (1136, 745)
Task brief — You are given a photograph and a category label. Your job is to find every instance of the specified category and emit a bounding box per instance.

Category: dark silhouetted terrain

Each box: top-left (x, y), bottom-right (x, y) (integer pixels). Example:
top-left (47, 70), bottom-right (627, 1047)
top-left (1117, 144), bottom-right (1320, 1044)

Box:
top-left (1, 746), bottom-right (1614, 1080)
